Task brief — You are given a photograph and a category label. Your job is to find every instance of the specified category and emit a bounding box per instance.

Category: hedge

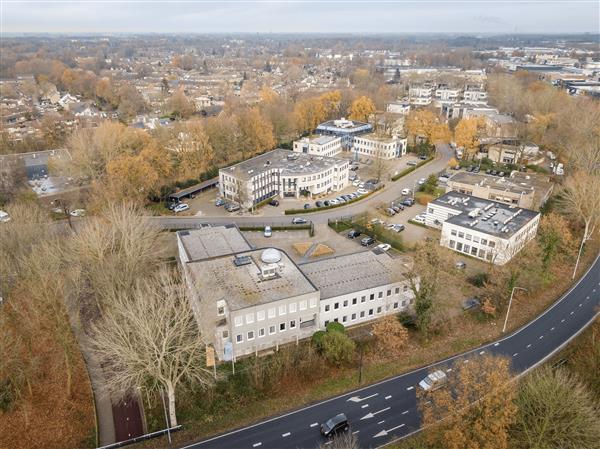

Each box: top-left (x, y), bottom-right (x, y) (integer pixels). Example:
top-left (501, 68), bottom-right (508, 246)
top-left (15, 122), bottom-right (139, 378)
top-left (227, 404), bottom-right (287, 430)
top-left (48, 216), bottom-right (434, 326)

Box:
top-left (284, 185), bottom-right (384, 215)
top-left (390, 156), bottom-right (434, 181)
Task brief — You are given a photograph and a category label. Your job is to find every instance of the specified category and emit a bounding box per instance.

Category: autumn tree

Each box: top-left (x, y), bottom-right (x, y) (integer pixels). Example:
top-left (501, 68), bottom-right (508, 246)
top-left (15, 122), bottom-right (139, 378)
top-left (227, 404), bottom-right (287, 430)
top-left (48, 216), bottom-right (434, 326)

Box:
top-left (371, 315), bottom-right (409, 355)
top-left (510, 367), bottom-right (600, 449)
top-left (319, 90), bottom-right (342, 120)
top-left (204, 114), bottom-right (240, 165)
top-left (454, 118), bottom-right (483, 160)
top-left (117, 83), bottom-right (146, 117)
top-left (294, 96), bottom-right (326, 134)
top-left (175, 120), bottom-right (215, 180)
top-left (91, 269), bottom-right (213, 427)
top-left (95, 77), bottom-right (116, 107)
top-left (237, 107), bottom-right (275, 159)
top-left (406, 109), bottom-right (450, 145)
top-left (419, 356), bottom-right (517, 449)
top-left (348, 95), bottom-right (376, 123)
top-left (321, 331), bottom-right (356, 367)
top-left (168, 87), bottom-right (196, 119)
top-left (537, 212), bottom-right (576, 270)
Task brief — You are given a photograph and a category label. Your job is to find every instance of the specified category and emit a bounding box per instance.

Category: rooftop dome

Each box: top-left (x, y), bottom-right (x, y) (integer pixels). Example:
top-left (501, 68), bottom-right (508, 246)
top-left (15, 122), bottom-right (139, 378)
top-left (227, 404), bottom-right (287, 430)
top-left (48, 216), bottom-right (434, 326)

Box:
top-left (261, 248), bottom-right (282, 264)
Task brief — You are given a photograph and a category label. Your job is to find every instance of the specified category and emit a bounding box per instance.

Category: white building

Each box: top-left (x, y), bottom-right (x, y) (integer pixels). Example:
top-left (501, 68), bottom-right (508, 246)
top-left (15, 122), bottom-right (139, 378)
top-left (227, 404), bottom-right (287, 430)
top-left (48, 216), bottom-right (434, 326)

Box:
top-left (386, 101), bottom-right (411, 115)
top-left (463, 89), bottom-right (488, 103)
top-left (316, 118), bottom-right (373, 149)
top-left (292, 135), bottom-right (342, 158)
top-left (435, 87), bottom-right (462, 102)
top-left (219, 149), bottom-right (349, 208)
top-left (424, 192), bottom-right (540, 265)
top-left (352, 133), bottom-right (408, 160)
top-left (409, 85), bottom-right (433, 106)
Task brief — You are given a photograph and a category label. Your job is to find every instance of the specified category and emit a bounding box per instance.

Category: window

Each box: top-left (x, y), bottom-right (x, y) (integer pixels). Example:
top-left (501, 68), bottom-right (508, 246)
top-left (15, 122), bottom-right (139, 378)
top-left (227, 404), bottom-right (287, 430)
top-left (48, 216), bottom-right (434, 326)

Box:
top-left (289, 303), bottom-right (297, 313)
top-left (458, 232), bottom-right (465, 238)
top-left (471, 246), bottom-right (477, 256)
top-left (428, 207), bottom-right (434, 214)
top-left (393, 302), bottom-right (398, 309)
top-left (342, 316), bottom-right (347, 323)
top-left (451, 229), bottom-right (457, 236)
top-left (478, 249), bottom-right (486, 258)
top-left (217, 306), bottom-right (225, 316)
top-left (352, 298), bottom-right (357, 305)
top-left (234, 316), bottom-right (243, 327)
top-left (222, 330), bottom-right (229, 338)
top-left (325, 304), bottom-right (330, 312)
top-left (279, 305), bottom-right (286, 315)
top-left (403, 285), bottom-right (409, 292)
top-left (300, 300), bottom-right (307, 310)
top-left (279, 322), bottom-right (286, 331)
top-left (351, 313), bottom-right (356, 320)
top-left (269, 325), bottom-right (276, 335)
top-left (361, 296), bottom-right (366, 303)
top-left (489, 241), bottom-right (496, 248)
top-left (236, 334), bottom-right (243, 343)
top-left (377, 306), bottom-right (382, 314)
top-left (310, 298), bottom-right (317, 308)
top-left (258, 328), bottom-right (265, 338)
top-left (449, 239), bottom-right (456, 249)
top-left (387, 289), bottom-right (391, 297)
top-left (290, 320), bottom-right (296, 329)
top-left (481, 239), bottom-right (488, 246)
top-left (456, 242), bottom-right (463, 251)
top-left (334, 302), bottom-right (339, 309)
top-left (378, 292), bottom-right (383, 299)
top-left (464, 244), bottom-right (470, 253)
top-left (247, 331), bottom-right (255, 340)
top-left (473, 236), bottom-right (480, 243)
top-left (465, 234), bottom-right (472, 241)
top-left (360, 311), bottom-right (365, 318)
top-left (268, 308), bottom-right (276, 318)
top-left (257, 310), bottom-right (265, 321)
top-left (395, 287), bottom-right (400, 294)
top-left (369, 309), bottom-right (374, 316)
top-left (324, 320), bottom-right (330, 327)
top-left (370, 294), bottom-right (375, 301)
top-left (343, 300), bottom-right (348, 307)
top-left (246, 313), bottom-right (254, 324)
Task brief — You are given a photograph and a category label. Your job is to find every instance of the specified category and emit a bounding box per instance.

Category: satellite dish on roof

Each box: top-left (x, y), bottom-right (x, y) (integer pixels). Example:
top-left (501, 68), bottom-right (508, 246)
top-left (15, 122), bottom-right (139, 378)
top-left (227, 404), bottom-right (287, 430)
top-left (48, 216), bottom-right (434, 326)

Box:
top-left (261, 248), bottom-right (281, 264)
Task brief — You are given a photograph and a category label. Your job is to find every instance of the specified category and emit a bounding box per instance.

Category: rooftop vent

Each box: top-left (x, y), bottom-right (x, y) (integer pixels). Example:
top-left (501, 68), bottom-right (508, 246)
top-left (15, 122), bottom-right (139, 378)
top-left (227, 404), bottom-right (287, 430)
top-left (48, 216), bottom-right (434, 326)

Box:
top-left (260, 263), bottom-right (278, 279)
top-left (261, 248), bottom-right (282, 264)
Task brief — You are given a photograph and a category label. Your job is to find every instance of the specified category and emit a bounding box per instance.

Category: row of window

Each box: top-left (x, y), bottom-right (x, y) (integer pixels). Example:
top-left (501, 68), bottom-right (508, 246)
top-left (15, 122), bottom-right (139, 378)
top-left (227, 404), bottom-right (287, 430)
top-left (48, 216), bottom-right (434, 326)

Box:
top-left (450, 228), bottom-right (496, 248)
top-left (448, 240), bottom-right (494, 261)
top-left (234, 298), bottom-right (317, 327)
top-left (322, 286), bottom-right (409, 313)
top-left (324, 299), bottom-right (411, 326)
top-left (235, 319), bottom-right (298, 343)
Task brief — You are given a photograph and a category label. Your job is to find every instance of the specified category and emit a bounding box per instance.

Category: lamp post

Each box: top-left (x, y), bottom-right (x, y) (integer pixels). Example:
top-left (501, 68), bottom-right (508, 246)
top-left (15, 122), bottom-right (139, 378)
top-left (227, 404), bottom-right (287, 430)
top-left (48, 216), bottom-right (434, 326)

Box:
top-left (502, 286), bottom-right (527, 333)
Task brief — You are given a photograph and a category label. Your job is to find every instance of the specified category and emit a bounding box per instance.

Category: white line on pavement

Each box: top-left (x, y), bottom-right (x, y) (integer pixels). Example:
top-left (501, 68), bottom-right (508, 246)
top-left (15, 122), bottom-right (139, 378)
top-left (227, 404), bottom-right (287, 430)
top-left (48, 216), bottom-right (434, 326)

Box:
top-left (378, 420), bottom-right (385, 425)
top-left (561, 319), bottom-right (566, 323)
top-left (527, 344), bottom-right (532, 348)
top-left (406, 386), bottom-right (414, 391)
top-left (385, 395), bottom-right (392, 400)
top-left (571, 311), bottom-right (575, 315)
top-left (551, 327), bottom-right (555, 331)
top-left (479, 351), bottom-right (485, 355)
top-left (282, 432), bottom-right (291, 437)
top-left (579, 303), bottom-right (582, 307)
top-left (402, 410), bottom-right (409, 415)
top-left (513, 353), bottom-right (518, 357)
top-left (253, 443), bottom-right (262, 447)
top-left (361, 404), bottom-right (369, 409)
top-left (494, 342), bottom-right (500, 346)
top-left (352, 430), bottom-right (360, 435)
top-left (310, 423), bottom-right (318, 427)
top-left (539, 335), bottom-right (544, 339)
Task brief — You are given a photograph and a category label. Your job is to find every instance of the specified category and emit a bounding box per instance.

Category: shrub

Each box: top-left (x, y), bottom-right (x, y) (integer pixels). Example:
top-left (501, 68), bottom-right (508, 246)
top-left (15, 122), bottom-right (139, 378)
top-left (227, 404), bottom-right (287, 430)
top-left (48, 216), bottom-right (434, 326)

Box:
top-left (311, 330), bottom-right (326, 349)
top-left (468, 272), bottom-right (489, 288)
top-left (326, 322), bottom-right (346, 334)
top-left (321, 331), bottom-right (355, 367)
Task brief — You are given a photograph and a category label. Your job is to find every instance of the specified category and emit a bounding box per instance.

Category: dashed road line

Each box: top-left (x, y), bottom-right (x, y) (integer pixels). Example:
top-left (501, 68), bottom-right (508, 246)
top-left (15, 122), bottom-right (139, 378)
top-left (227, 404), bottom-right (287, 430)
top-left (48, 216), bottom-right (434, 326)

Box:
top-left (352, 430), bottom-right (360, 435)
top-left (378, 420), bottom-right (385, 425)
top-left (385, 395), bottom-right (392, 400)
top-left (513, 353), bottom-right (518, 357)
top-left (406, 386), bottom-right (414, 391)
top-left (479, 350), bottom-right (485, 355)
top-left (361, 404), bottom-right (369, 409)
top-left (253, 443), bottom-right (262, 447)
top-left (526, 344), bottom-right (532, 348)
top-left (402, 410), bottom-right (409, 415)
top-left (539, 335), bottom-right (544, 340)
top-left (494, 342), bottom-right (500, 347)
top-left (561, 319), bottom-right (566, 323)
top-left (282, 432), bottom-right (291, 438)
top-left (551, 327), bottom-right (555, 331)
top-left (310, 423), bottom-right (318, 428)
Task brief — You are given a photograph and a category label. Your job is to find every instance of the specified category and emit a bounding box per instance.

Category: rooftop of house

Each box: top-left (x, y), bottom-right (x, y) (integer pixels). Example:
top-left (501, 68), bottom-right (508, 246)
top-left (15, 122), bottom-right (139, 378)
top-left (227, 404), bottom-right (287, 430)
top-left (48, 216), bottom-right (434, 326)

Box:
top-left (355, 132), bottom-right (398, 143)
top-left (299, 251), bottom-right (412, 300)
top-left (221, 148), bottom-right (347, 181)
top-left (186, 247), bottom-right (318, 311)
top-left (316, 118), bottom-right (372, 132)
top-left (177, 225), bottom-right (252, 262)
top-left (430, 192), bottom-right (539, 238)
top-left (308, 135), bottom-right (340, 145)
top-left (448, 171), bottom-right (536, 196)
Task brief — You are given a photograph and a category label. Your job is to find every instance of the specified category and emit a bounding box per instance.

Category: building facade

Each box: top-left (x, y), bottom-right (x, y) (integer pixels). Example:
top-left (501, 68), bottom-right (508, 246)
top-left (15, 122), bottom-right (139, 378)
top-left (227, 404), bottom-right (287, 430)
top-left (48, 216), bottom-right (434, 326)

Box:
top-left (352, 133), bottom-right (408, 160)
top-left (292, 135), bottom-right (342, 157)
top-left (315, 118), bottom-right (373, 149)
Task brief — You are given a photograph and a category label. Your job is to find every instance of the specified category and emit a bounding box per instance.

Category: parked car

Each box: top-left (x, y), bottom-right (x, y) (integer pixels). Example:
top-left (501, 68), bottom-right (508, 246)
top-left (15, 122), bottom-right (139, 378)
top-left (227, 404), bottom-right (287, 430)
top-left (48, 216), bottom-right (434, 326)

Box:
top-left (316, 201), bottom-right (324, 208)
top-left (70, 208), bottom-right (86, 217)
top-left (412, 214), bottom-right (426, 224)
top-left (418, 178), bottom-right (426, 185)
top-left (173, 204), bottom-right (189, 213)
top-left (438, 175), bottom-right (450, 183)
top-left (357, 188), bottom-right (368, 195)
top-left (419, 154), bottom-right (428, 160)
top-left (264, 226), bottom-right (272, 237)
top-left (498, 171), bottom-right (505, 177)
top-left (361, 236), bottom-right (375, 246)
top-left (401, 188), bottom-right (411, 195)
top-left (268, 199), bottom-right (280, 207)
top-left (377, 243), bottom-right (391, 251)
top-left (304, 203), bottom-right (311, 209)
top-left (473, 166), bottom-right (480, 173)
top-left (225, 203), bottom-right (240, 212)
top-left (292, 218), bottom-right (307, 224)
top-left (419, 370), bottom-right (447, 391)
top-left (167, 202), bottom-right (178, 210)
top-left (323, 200), bottom-right (331, 207)
top-left (402, 198), bottom-right (415, 207)
top-left (329, 199), bottom-right (339, 205)
top-left (0, 210), bottom-right (11, 223)
top-left (407, 160), bottom-right (417, 166)
top-left (467, 165), bottom-right (475, 172)
top-left (391, 224), bottom-right (405, 232)
top-left (352, 180), bottom-right (361, 186)
top-left (215, 198), bottom-right (225, 207)
top-left (347, 230), bottom-right (361, 239)
top-left (392, 205), bottom-right (403, 213)
top-left (320, 413), bottom-right (349, 438)
top-left (385, 208), bottom-right (396, 216)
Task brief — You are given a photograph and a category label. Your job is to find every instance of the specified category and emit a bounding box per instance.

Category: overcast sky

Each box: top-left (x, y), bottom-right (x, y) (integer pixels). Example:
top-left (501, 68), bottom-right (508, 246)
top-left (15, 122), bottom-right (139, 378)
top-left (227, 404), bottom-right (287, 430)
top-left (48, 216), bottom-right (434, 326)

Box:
top-left (2, 1), bottom-right (599, 34)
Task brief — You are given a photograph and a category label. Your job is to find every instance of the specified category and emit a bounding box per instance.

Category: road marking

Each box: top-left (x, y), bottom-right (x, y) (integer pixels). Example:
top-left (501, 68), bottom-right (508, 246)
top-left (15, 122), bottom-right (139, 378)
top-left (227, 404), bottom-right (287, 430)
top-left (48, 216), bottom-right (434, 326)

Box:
top-left (539, 335), bottom-right (544, 340)
top-left (579, 303), bottom-right (582, 307)
top-left (527, 344), bottom-right (532, 348)
top-left (551, 327), bottom-right (555, 331)
top-left (561, 319), bottom-right (566, 323)
top-left (347, 393), bottom-right (379, 403)
top-left (587, 296), bottom-right (590, 299)
top-left (378, 420), bottom-right (385, 425)
top-left (374, 423), bottom-right (405, 438)
top-left (360, 407), bottom-right (391, 420)
top-left (310, 423), bottom-right (318, 428)
top-left (571, 311), bottom-right (575, 315)
top-left (593, 289), bottom-right (596, 292)
top-left (253, 443), bottom-right (262, 447)
top-left (494, 342), bottom-right (500, 346)
top-left (513, 353), bottom-right (518, 357)
top-left (282, 432), bottom-right (291, 437)
top-left (479, 350), bottom-right (485, 355)
top-left (324, 442), bottom-right (332, 446)
top-left (352, 430), bottom-right (360, 435)
top-left (361, 404), bottom-right (369, 409)
top-left (385, 395), bottom-right (392, 400)
top-left (406, 386), bottom-right (414, 391)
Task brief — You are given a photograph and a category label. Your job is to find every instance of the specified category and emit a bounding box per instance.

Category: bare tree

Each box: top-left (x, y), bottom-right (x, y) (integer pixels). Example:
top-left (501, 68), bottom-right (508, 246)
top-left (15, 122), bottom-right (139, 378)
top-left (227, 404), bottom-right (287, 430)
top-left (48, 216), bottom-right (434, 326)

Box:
top-left (318, 431), bottom-right (360, 449)
top-left (91, 269), bottom-right (213, 426)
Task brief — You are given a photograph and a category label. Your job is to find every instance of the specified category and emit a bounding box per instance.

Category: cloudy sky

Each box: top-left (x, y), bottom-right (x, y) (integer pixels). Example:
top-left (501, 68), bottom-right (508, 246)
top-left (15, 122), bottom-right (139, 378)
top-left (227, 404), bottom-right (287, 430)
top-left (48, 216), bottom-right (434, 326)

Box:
top-left (2, 1), bottom-right (599, 34)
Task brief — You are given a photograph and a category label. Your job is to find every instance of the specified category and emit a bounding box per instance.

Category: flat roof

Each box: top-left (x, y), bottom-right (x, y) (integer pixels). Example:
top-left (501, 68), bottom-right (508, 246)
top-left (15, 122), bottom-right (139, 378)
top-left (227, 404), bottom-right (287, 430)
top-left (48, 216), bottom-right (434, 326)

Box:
top-left (177, 225), bottom-right (252, 261)
top-left (448, 171), bottom-right (534, 195)
top-left (355, 132), bottom-right (398, 143)
top-left (430, 192), bottom-right (539, 238)
top-left (316, 119), bottom-right (372, 131)
top-left (221, 148), bottom-right (347, 181)
top-left (300, 251), bottom-right (411, 300)
top-left (186, 248), bottom-right (317, 311)
top-left (168, 177), bottom-right (219, 199)
top-left (310, 135), bottom-right (339, 145)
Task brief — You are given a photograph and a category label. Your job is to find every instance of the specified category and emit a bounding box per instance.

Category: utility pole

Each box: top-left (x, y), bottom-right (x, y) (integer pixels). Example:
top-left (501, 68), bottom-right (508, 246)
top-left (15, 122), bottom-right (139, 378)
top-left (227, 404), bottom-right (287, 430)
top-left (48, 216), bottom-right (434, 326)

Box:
top-left (502, 286), bottom-right (528, 333)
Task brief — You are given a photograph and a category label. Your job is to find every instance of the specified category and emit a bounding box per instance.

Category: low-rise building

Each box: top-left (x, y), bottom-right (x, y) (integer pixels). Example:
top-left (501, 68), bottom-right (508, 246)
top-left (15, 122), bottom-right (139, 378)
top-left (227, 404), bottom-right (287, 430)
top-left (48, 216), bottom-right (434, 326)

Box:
top-left (219, 148), bottom-right (349, 208)
top-left (386, 101), bottom-right (411, 115)
top-left (425, 192), bottom-right (540, 265)
top-left (352, 133), bottom-right (407, 160)
top-left (409, 85), bottom-right (433, 106)
top-left (292, 135), bottom-right (342, 157)
top-left (316, 118), bottom-right (372, 149)
top-left (446, 171), bottom-right (553, 210)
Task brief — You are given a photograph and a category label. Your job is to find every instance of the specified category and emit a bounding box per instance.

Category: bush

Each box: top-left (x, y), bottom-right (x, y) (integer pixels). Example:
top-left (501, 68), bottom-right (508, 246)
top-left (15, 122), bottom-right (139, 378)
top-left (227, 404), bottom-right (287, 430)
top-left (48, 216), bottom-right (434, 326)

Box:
top-left (468, 272), bottom-right (489, 288)
top-left (311, 330), bottom-right (326, 349)
top-left (321, 331), bottom-right (356, 367)
top-left (415, 192), bottom-right (434, 205)
top-left (326, 322), bottom-right (346, 334)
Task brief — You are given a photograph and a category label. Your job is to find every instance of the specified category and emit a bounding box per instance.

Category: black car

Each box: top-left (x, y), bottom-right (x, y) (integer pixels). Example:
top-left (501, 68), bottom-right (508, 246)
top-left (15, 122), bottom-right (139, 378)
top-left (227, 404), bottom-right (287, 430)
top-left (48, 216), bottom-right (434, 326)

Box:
top-left (467, 165), bottom-right (474, 172)
top-left (473, 166), bottom-right (480, 173)
top-left (320, 413), bottom-right (349, 438)
top-left (347, 230), bottom-right (361, 239)
top-left (323, 200), bottom-right (330, 207)
top-left (268, 199), bottom-right (280, 207)
top-left (419, 154), bottom-right (428, 160)
top-left (361, 236), bottom-right (375, 246)
top-left (316, 201), bottom-right (324, 208)
top-left (304, 203), bottom-right (311, 209)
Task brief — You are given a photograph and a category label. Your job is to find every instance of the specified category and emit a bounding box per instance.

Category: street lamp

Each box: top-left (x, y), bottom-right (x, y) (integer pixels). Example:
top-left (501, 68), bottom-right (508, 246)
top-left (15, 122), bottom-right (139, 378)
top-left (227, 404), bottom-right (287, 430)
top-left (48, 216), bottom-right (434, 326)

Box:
top-left (502, 286), bottom-right (528, 333)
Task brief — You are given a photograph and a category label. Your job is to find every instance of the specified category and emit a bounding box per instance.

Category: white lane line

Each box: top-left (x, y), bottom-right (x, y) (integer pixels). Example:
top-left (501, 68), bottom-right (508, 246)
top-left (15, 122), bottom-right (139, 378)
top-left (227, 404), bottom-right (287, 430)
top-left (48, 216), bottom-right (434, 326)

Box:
top-left (310, 423), bottom-right (318, 428)
top-left (526, 344), bottom-right (532, 348)
top-left (539, 335), bottom-right (544, 340)
top-left (406, 386), bottom-right (414, 391)
top-left (479, 350), bottom-right (485, 355)
top-left (282, 432), bottom-right (291, 437)
top-left (324, 441), bottom-right (332, 446)
top-left (347, 393), bottom-right (378, 403)
top-left (494, 342), bottom-right (500, 347)
top-left (361, 404), bottom-right (369, 409)
top-left (513, 353), bottom-right (518, 357)
top-left (374, 423), bottom-right (406, 437)
top-left (551, 327), bottom-right (555, 331)
top-left (352, 430), bottom-right (360, 435)
top-left (579, 303), bottom-right (582, 307)
top-left (253, 443), bottom-right (262, 448)
top-left (402, 410), bottom-right (409, 415)
top-left (385, 395), bottom-right (392, 400)
top-left (378, 420), bottom-right (385, 425)
top-left (571, 311), bottom-right (575, 315)
top-left (561, 319), bottom-right (565, 323)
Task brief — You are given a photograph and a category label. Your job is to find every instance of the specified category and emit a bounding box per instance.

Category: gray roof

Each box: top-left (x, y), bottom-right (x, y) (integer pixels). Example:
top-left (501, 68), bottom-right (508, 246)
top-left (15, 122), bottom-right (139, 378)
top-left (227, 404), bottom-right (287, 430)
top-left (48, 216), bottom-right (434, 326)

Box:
top-left (310, 135), bottom-right (339, 145)
top-left (186, 248), bottom-right (317, 311)
top-left (222, 148), bottom-right (347, 181)
top-left (300, 251), bottom-right (411, 300)
top-left (430, 192), bottom-right (539, 238)
top-left (177, 225), bottom-right (252, 261)
top-left (448, 171), bottom-right (535, 195)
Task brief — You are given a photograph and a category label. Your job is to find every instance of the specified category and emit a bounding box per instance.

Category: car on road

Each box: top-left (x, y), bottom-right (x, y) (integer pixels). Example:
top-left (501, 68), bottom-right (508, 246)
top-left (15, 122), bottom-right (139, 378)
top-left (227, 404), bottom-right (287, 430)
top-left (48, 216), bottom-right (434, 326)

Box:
top-left (268, 199), bottom-right (280, 207)
top-left (173, 204), bottom-right (189, 213)
top-left (347, 230), bottom-right (361, 239)
top-left (377, 243), bottom-right (391, 251)
top-left (264, 226), bottom-right (272, 237)
top-left (361, 236), bottom-right (375, 246)
top-left (419, 370), bottom-right (447, 391)
top-left (70, 208), bottom-right (86, 217)
top-left (215, 198), bottom-right (225, 207)
top-left (401, 188), bottom-right (411, 195)
top-left (320, 413), bottom-right (349, 438)
top-left (402, 198), bottom-right (415, 207)
top-left (292, 218), bottom-right (307, 224)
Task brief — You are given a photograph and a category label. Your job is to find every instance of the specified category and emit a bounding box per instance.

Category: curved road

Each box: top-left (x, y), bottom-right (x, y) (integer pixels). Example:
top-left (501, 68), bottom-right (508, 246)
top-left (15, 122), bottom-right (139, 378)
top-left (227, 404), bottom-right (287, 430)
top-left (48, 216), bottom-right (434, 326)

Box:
top-left (180, 253), bottom-right (599, 449)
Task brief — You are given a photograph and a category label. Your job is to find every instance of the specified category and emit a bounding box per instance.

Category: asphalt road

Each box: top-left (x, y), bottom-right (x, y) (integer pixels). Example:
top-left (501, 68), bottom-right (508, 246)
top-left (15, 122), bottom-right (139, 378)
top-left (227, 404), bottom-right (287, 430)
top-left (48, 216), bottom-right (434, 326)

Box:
top-left (181, 253), bottom-right (600, 449)
top-left (149, 144), bottom-right (454, 229)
